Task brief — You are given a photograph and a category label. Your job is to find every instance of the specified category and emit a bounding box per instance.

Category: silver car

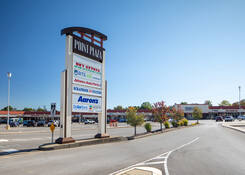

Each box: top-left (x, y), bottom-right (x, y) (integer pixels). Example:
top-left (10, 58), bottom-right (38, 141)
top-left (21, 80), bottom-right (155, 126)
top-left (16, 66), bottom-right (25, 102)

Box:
top-left (237, 115), bottom-right (245, 121)
top-left (224, 116), bottom-right (234, 122)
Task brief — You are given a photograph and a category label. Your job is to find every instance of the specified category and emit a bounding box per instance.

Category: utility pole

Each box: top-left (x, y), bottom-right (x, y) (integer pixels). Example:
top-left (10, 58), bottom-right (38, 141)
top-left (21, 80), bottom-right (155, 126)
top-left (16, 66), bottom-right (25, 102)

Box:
top-left (239, 86), bottom-right (241, 116)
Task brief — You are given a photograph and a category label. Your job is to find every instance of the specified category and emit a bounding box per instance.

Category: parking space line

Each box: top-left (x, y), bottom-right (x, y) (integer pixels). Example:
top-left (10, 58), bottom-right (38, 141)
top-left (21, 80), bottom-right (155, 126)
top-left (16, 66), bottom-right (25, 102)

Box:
top-left (109, 137), bottom-right (200, 175)
top-left (0, 139), bottom-right (8, 142)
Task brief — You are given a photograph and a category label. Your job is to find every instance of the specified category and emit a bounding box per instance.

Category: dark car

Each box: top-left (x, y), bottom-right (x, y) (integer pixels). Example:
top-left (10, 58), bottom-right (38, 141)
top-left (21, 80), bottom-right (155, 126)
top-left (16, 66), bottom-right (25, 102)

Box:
top-left (37, 120), bottom-right (46, 127)
top-left (23, 120), bottom-right (29, 126)
top-left (0, 119), bottom-right (7, 124)
top-left (10, 121), bottom-right (19, 127)
top-left (216, 116), bottom-right (223, 122)
top-left (27, 120), bottom-right (36, 127)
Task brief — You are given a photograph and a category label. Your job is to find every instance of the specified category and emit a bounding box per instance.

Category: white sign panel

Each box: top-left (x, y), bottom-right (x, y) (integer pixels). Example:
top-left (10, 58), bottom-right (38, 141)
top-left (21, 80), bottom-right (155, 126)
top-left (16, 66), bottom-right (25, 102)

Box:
top-left (50, 103), bottom-right (56, 116)
top-left (73, 53), bottom-right (102, 89)
top-left (72, 84), bottom-right (102, 97)
top-left (72, 94), bottom-right (102, 113)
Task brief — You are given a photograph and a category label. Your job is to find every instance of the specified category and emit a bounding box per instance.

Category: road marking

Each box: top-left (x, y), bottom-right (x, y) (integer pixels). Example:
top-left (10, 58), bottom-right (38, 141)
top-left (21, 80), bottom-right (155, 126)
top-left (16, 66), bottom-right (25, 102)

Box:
top-left (1, 149), bottom-right (19, 153)
top-left (164, 137), bottom-right (199, 175)
top-left (0, 139), bottom-right (8, 142)
top-left (109, 137), bottom-right (200, 175)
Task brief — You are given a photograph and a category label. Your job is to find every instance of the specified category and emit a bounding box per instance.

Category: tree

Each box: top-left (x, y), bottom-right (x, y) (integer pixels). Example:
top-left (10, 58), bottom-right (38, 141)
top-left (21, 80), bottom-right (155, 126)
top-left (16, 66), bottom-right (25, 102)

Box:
top-left (171, 107), bottom-right (184, 121)
top-left (219, 100), bottom-right (231, 106)
top-left (37, 107), bottom-right (46, 112)
top-left (192, 107), bottom-right (202, 123)
top-left (126, 107), bottom-right (144, 136)
top-left (23, 108), bottom-right (34, 111)
top-left (140, 102), bottom-right (152, 110)
top-left (113, 105), bottom-right (124, 110)
top-left (180, 102), bottom-right (188, 105)
top-left (232, 99), bottom-right (245, 106)
top-left (204, 100), bottom-right (212, 106)
top-left (152, 101), bottom-right (170, 131)
top-left (1, 106), bottom-right (14, 111)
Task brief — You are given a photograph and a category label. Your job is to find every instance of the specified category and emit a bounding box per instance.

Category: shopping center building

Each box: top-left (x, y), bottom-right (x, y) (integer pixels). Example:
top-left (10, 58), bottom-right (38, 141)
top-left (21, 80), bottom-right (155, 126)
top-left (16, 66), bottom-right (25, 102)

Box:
top-left (0, 104), bottom-right (245, 122)
top-left (174, 104), bottom-right (245, 119)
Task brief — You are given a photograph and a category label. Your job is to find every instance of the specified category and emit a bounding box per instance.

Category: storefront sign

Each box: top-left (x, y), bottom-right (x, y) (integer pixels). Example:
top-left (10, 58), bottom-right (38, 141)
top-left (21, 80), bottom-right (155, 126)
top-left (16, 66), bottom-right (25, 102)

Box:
top-left (72, 84), bottom-right (102, 97)
top-left (72, 94), bottom-right (102, 113)
top-left (73, 53), bottom-right (102, 89)
top-left (73, 35), bottom-right (104, 62)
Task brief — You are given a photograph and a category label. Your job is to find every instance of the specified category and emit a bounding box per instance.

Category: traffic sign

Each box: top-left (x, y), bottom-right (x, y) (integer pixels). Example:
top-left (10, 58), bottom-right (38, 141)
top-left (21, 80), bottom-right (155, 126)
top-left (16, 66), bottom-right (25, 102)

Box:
top-left (50, 123), bottom-right (55, 132)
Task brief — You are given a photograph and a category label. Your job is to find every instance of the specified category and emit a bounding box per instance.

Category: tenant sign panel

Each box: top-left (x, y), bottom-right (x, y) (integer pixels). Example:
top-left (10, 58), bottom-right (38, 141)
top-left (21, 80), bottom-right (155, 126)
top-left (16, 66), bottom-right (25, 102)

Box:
top-left (70, 35), bottom-right (104, 113)
top-left (72, 94), bottom-right (102, 113)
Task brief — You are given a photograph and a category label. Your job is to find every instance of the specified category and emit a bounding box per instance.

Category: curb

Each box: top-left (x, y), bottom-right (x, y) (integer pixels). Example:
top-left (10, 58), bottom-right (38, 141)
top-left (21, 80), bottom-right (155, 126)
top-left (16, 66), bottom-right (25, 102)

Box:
top-left (127, 124), bottom-right (198, 140)
top-left (222, 124), bottom-right (245, 134)
top-left (39, 136), bottom-right (127, 151)
top-left (39, 124), bottom-right (199, 151)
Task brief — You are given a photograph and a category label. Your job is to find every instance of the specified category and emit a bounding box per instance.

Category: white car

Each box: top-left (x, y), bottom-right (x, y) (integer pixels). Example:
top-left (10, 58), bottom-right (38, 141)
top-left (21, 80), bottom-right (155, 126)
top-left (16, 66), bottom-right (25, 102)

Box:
top-left (48, 120), bottom-right (59, 127)
top-left (84, 119), bottom-right (95, 124)
top-left (237, 116), bottom-right (245, 121)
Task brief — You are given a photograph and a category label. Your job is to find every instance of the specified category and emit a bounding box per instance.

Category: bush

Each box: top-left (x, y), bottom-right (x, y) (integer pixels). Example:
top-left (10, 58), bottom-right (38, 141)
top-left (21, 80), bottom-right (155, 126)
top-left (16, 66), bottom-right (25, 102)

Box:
top-left (144, 123), bottom-right (152, 132)
top-left (171, 120), bottom-right (179, 127)
top-left (182, 118), bottom-right (188, 126)
top-left (178, 120), bottom-right (184, 126)
top-left (164, 121), bottom-right (170, 129)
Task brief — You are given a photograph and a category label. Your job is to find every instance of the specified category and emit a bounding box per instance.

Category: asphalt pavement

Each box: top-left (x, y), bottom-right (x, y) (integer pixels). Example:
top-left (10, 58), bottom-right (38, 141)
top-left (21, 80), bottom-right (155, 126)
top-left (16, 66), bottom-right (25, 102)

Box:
top-left (0, 120), bottom-right (244, 175)
top-left (0, 122), bottom-right (161, 153)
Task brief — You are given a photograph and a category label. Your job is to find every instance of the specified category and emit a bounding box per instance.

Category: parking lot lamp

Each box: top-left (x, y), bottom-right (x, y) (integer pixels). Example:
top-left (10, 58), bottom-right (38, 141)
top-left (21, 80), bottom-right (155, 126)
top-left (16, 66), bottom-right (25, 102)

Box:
top-left (6, 72), bottom-right (11, 130)
top-left (239, 86), bottom-right (241, 116)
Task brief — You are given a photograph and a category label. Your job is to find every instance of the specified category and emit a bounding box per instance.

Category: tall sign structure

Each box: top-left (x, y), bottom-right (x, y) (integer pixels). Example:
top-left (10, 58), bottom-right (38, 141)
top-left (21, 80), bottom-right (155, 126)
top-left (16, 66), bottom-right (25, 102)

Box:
top-left (56, 27), bottom-right (108, 144)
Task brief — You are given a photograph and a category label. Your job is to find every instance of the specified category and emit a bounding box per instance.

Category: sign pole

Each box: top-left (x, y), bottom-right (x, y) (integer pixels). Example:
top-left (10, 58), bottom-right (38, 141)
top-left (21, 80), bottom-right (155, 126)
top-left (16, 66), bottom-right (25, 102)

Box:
top-left (55, 35), bottom-right (75, 144)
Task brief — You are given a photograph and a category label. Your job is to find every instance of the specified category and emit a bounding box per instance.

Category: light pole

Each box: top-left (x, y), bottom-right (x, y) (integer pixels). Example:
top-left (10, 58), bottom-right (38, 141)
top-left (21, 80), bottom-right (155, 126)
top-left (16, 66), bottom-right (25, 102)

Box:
top-left (239, 86), bottom-right (241, 116)
top-left (6, 72), bottom-right (11, 130)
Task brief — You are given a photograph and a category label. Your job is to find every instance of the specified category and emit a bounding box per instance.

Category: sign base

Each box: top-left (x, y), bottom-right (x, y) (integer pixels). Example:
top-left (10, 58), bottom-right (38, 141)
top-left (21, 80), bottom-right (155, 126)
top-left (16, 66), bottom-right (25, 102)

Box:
top-left (55, 137), bottom-right (75, 144)
top-left (94, 133), bottom-right (110, 138)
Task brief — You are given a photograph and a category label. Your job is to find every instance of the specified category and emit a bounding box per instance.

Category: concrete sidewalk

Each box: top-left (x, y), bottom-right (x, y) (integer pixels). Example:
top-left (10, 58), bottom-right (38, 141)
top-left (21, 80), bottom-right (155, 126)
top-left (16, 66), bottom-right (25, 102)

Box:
top-left (222, 121), bottom-right (245, 134)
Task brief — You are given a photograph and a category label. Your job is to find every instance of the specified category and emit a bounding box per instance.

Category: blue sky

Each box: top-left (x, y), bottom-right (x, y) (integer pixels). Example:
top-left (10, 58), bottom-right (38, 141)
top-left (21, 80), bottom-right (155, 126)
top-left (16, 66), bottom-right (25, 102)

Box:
top-left (0, 0), bottom-right (245, 110)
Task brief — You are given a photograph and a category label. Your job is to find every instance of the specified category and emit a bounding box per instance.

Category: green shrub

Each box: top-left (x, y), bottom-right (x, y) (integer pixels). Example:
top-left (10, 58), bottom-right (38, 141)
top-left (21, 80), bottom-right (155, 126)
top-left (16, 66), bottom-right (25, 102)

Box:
top-left (178, 120), bottom-right (184, 126)
top-left (182, 118), bottom-right (188, 126)
top-left (144, 123), bottom-right (152, 132)
top-left (171, 120), bottom-right (179, 127)
top-left (164, 121), bottom-right (170, 129)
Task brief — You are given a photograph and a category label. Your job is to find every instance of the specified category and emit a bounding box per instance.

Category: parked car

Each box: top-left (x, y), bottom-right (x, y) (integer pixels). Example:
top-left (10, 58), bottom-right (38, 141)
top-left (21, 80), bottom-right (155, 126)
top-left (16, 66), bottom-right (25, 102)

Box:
top-left (216, 116), bottom-right (223, 122)
top-left (10, 121), bottom-right (19, 127)
top-left (0, 119), bottom-right (7, 124)
top-left (109, 119), bottom-right (117, 123)
top-left (26, 120), bottom-right (37, 127)
top-left (23, 120), bottom-right (29, 126)
top-left (84, 119), bottom-right (95, 124)
top-left (37, 120), bottom-right (46, 127)
top-left (118, 118), bottom-right (126, 122)
top-left (224, 116), bottom-right (234, 122)
top-left (28, 120), bottom-right (37, 127)
top-left (48, 120), bottom-right (59, 127)
top-left (237, 115), bottom-right (245, 121)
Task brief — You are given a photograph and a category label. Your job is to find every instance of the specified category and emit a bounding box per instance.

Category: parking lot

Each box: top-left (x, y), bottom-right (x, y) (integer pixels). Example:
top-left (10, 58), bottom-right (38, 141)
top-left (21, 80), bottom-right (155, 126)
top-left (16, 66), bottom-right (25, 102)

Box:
top-left (0, 122), bottom-right (161, 153)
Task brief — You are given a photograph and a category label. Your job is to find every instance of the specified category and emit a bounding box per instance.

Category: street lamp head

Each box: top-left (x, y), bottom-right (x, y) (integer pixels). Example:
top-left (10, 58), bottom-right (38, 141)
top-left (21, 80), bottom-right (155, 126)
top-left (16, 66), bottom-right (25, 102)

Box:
top-left (7, 72), bottom-right (11, 78)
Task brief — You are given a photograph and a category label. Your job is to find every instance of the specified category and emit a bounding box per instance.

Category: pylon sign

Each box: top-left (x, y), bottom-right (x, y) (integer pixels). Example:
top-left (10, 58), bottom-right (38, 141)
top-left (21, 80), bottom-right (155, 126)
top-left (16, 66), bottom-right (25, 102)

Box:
top-left (50, 103), bottom-right (56, 117)
top-left (57, 27), bottom-right (107, 143)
